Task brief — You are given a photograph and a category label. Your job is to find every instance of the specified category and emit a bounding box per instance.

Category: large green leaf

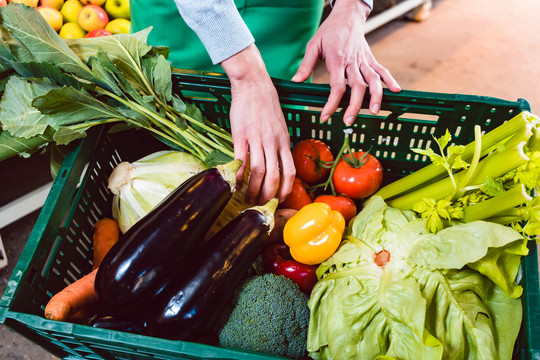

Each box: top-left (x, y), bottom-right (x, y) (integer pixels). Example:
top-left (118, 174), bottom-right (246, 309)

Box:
top-left (11, 61), bottom-right (83, 89)
top-left (142, 54), bottom-right (172, 102)
top-left (308, 196), bottom-right (525, 360)
top-left (0, 126), bottom-right (53, 161)
top-left (32, 86), bottom-right (124, 124)
top-left (0, 3), bottom-right (94, 81)
top-left (0, 76), bottom-right (60, 138)
top-left (66, 29), bottom-right (153, 95)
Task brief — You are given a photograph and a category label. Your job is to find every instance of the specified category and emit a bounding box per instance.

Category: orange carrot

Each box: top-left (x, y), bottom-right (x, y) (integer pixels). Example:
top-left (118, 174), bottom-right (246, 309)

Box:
top-left (92, 218), bottom-right (120, 269)
top-left (44, 268), bottom-right (99, 321)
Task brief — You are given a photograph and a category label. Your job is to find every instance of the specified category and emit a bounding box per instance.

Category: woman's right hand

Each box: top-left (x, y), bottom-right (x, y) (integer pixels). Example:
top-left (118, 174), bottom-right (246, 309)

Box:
top-left (221, 44), bottom-right (296, 205)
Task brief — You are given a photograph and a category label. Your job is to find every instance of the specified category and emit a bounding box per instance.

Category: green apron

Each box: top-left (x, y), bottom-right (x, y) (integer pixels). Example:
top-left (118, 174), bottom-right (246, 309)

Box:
top-left (129, 0), bottom-right (324, 80)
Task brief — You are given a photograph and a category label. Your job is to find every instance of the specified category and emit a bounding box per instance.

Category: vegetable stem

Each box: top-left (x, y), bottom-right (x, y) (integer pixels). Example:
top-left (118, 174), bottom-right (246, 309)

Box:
top-left (388, 142), bottom-right (530, 210)
top-left (462, 184), bottom-right (532, 223)
top-left (453, 125), bottom-right (483, 200)
top-left (375, 112), bottom-right (538, 200)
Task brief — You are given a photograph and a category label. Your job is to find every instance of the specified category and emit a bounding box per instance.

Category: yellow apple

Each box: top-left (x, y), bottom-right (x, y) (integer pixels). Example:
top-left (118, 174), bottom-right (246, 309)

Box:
top-left (39, 0), bottom-right (63, 10)
top-left (60, 0), bottom-right (83, 24)
top-left (104, 18), bottom-right (129, 34)
top-left (11, 0), bottom-right (39, 7)
top-left (37, 6), bottom-right (63, 32)
top-left (80, 0), bottom-right (105, 5)
top-left (104, 0), bottom-right (129, 19)
top-left (78, 4), bottom-right (108, 31)
top-left (59, 22), bottom-right (86, 39)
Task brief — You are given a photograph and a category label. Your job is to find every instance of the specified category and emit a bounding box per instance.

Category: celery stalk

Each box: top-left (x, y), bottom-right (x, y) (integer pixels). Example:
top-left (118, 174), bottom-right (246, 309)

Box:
top-left (375, 112), bottom-right (538, 200)
top-left (387, 142), bottom-right (530, 210)
top-left (462, 184), bottom-right (532, 223)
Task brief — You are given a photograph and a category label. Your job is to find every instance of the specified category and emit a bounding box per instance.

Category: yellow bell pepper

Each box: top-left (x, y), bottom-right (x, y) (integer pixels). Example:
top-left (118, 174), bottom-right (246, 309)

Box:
top-left (283, 202), bottom-right (345, 265)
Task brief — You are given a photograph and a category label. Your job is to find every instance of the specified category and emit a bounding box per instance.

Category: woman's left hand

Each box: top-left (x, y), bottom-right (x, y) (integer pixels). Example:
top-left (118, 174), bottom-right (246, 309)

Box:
top-left (292, 0), bottom-right (401, 126)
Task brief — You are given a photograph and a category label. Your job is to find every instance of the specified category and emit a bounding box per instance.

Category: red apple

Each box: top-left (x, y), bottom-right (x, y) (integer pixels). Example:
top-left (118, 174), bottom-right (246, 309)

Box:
top-left (78, 4), bottom-right (109, 32)
top-left (80, 0), bottom-right (105, 5)
top-left (0, 0), bottom-right (7, 6)
top-left (86, 28), bottom-right (112, 38)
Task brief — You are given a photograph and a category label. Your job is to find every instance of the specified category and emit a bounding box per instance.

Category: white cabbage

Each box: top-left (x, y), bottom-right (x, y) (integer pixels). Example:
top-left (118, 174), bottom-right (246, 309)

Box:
top-left (108, 150), bottom-right (206, 233)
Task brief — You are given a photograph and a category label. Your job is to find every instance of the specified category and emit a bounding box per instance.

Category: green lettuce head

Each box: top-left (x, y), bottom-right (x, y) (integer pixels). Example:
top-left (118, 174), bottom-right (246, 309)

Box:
top-left (307, 196), bottom-right (527, 360)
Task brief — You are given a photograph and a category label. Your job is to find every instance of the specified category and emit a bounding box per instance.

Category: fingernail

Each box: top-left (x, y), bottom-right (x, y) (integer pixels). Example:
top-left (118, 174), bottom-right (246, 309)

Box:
top-left (291, 72), bottom-right (301, 81)
top-left (370, 103), bottom-right (380, 114)
top-left (345, 116), bottom-right (354, 126)
top-left (321, 114), bottom-right (330, 122)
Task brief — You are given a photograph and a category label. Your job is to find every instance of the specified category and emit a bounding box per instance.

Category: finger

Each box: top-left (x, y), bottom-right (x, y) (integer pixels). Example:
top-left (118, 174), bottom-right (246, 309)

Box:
top-left (276, 147), bottom-right (296, 203)
top-left (259, 147), bottom-right (281, 205)
top-left (361, 63), bottom-right (383, 115)
top-left (245, 144), bottom-right (266, 204)
top-left (233, 137), bottom-right (249, 186)
top-left (321, 64), bottom-right (347, 122)
top-left (371, 61), bottom-right (401, 93)
top-left (292, 40), bottom-right (320, 83)
top-left (343, 66), bottom-right (367, 126)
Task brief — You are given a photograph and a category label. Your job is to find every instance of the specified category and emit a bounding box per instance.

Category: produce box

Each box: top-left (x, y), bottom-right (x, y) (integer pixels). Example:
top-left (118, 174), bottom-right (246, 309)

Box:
top-left (0, 70), bottom-right (539, 360)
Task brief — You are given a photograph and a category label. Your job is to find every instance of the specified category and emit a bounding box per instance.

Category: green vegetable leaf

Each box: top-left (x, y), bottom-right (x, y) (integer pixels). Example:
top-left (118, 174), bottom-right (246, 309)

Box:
top-left (308, 196), bottom-right (525, 360)
top-left (450, 154), bottom-right (469, 171)
top-left (52, 126), bottom-right (87, 145)
top-left (0, 126), bottom-right (53, 161)
top-left (66, 29), bottom-right (153, 69)
top-left (184, 103), bottom-right (208, 133)
top-left (11, 61), bottom-right (83, 89)
top-left (481, 177), bottom-right (506, 197)
top-left (33, 86), bottom-right (123, 123)
top-left (412, 147), bottom-right (445, 167)
top-left (0, 4), bottom-right (94, 81)
top-left (468, 238), bottom-right (528, 298)
top-left (436, 129), bottom-right (452, 150)
top-left (66, 29), bottom-right (153, 95)
top-left (141, 54), bottom-right (172, 102)
top-left (171, 93), bottom-right (187, 113)
top-left (93, 48), bottom-right (147, 105)
top-left (204, 149), bottom-right (234, 168)
top-left (0, 76), bottom-right (60, 138)
top-left (88, 57), bottom-right (124, 97)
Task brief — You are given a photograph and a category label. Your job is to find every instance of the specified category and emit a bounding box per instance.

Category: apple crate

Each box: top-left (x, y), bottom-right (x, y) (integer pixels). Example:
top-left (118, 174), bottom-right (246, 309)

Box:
top-left (0, 70), bottom-right (539, 360)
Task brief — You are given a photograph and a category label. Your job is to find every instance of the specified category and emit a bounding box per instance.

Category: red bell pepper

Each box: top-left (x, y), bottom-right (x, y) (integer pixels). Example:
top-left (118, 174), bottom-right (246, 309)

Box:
top-left (261, 242), bottom-right (318, 294)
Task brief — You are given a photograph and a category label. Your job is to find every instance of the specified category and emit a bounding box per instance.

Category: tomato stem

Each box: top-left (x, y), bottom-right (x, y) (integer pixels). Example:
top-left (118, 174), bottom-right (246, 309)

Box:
top-left (310, 129), bottom-right (352, 196)
top-left (304, 144), bottom-right (334, 179)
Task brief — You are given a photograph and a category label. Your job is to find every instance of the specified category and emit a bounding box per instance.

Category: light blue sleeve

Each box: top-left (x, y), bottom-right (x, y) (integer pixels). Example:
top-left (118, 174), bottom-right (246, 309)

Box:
top-left (172, 0), bottom-right (255, 65)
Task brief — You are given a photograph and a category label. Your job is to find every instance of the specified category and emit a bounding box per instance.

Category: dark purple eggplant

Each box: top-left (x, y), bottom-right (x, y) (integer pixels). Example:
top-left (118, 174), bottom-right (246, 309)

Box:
top-left (141, 198), bottom-right (279, 341)
top-left (91, 314), bottom-right (147, 334)
top-left (94, 160), bottom-right (241, 316)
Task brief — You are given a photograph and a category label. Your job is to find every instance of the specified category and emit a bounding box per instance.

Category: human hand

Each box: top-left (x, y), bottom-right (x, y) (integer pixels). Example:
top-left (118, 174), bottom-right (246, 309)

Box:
top-left (292, 0), bottom-right (401, 126)
top-left (221, 45), bottom-right (296, 204)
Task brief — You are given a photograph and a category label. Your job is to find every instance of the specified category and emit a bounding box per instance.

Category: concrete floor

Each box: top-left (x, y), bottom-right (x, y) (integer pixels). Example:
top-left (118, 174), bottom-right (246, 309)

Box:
top-left (1, 0), bottom-right (539, 358)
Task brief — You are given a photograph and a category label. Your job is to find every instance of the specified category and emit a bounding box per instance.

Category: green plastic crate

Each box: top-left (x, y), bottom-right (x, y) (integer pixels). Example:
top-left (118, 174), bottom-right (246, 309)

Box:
top-left (1, 70), bottom-right (538, 360)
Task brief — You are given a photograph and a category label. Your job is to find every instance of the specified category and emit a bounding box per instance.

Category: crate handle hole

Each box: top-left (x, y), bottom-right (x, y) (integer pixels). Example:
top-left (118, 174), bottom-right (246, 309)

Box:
top-left (398, 113), bottom-right (439, 124)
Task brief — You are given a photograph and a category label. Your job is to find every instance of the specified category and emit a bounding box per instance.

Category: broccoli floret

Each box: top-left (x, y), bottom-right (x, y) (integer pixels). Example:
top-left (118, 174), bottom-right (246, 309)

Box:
top-left (218, 273), bottom-right (310, 359)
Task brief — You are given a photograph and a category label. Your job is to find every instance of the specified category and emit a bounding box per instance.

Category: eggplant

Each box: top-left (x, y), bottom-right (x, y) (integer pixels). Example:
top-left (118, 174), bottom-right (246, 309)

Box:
top-left (140, 198), bottom-right (279, 341)
top-left (94, 160), bottom-right (241, 316)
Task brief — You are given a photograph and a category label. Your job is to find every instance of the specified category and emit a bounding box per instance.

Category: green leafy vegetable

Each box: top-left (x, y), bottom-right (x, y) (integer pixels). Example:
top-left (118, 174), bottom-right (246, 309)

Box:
top-left (307, 196), bottom-right (527, 360)
top-left (375, 111), bottom-right (540, 234)
top-left (0, 3), bottom-right (234, 166)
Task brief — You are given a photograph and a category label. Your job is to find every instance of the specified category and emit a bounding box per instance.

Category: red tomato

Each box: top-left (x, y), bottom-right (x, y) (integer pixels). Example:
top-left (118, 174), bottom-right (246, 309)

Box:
top-left (332, 152), bottom-right (383, 199)
top-left (314, 195), bottom-right (357, 224)
top-left (292, 139), bottom-right (334, 185)
top-left (280, 177), bottom-right (313, 210)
